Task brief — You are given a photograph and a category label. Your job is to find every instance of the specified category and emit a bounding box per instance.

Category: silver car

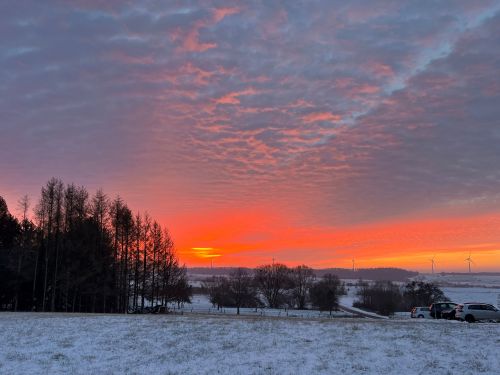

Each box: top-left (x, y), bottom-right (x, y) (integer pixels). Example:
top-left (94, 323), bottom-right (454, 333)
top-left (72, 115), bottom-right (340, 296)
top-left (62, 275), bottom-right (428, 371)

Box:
top-left (455, 303), bottom-right (500, 323)
top-left (411, 306), bottom-right (431, 318)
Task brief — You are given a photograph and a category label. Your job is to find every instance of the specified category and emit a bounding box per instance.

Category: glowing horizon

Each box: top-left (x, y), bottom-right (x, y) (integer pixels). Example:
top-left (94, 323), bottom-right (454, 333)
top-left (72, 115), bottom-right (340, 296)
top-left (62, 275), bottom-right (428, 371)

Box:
top-left (1, 1), bottom-right (500, 273)
top-left (172, 207), bottom-right (500, 272)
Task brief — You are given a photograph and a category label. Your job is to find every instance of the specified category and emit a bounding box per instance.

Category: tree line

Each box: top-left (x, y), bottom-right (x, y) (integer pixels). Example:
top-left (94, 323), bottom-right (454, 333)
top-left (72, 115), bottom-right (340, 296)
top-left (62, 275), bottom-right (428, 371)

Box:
top-left (203, 264), bottom-right (346, 315)
top-left (0, 178), bottom-right (191, 313)
top-left (354, 280), bottom-right (448, 315)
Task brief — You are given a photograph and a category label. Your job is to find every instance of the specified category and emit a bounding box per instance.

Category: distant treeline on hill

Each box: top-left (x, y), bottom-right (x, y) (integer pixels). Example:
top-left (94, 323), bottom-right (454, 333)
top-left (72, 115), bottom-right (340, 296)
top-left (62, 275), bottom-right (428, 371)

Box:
top-left (188, 267), bottom-right (418, 282)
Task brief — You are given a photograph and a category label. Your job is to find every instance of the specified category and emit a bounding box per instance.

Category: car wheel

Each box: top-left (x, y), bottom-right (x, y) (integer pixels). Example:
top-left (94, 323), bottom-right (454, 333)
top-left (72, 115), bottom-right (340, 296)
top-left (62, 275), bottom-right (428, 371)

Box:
top-left (417, 315), bottom-right (424, 318)
top-left (465, 314), bottom-right (475, 323)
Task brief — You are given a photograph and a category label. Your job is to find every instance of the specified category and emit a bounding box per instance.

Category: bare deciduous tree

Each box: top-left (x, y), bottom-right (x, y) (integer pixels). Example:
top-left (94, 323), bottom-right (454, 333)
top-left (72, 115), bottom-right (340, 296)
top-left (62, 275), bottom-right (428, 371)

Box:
top-left (254, 263), bottom-right (292, 308)
top-left (291, 265), bottom-right (315, 309)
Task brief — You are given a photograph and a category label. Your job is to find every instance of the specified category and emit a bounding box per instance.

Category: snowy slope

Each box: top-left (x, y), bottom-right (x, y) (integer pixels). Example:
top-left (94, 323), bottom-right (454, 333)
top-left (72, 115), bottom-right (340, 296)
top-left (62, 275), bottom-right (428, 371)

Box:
top-left (1, 312), bottom-right (499, 374)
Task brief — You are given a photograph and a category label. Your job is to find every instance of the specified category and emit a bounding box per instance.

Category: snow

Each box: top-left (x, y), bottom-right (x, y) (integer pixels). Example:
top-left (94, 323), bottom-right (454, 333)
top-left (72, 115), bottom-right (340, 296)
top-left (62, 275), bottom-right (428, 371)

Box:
top-left (1, 312), bottom-right (499, 374)
top-left (172, 294), bottom-right (355, 318)
top-left (416, 273), bottom-right (500, 288)
top-left (442, 287), bottom-right (500, 306)
top-left (414, 274), bottom-right (500, 307)
top-left (340, 285), bottom-right (357, 307)
top-left (340, 305), bottom-right (389, 319)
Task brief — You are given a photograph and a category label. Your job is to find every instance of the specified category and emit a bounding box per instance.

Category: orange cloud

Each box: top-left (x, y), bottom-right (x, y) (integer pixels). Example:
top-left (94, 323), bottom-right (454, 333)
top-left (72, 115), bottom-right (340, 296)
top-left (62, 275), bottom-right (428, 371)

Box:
top-left (190, 247), bottom-right (222, 259)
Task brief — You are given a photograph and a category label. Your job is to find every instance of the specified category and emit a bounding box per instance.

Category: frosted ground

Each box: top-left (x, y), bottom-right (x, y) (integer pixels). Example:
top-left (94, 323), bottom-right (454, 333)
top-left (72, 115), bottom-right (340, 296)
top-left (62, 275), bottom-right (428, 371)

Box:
top-left (1, 312), bottom-right (499, 375)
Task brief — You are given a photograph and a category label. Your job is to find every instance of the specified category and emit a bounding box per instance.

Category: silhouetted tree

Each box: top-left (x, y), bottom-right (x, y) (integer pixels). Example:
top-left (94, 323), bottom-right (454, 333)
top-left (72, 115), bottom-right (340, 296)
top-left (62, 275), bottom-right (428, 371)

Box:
top-left (1, 179), bottom-right (188, 314)
top-left (291, 265), bottom-right (315, 309)
top-left (0, 196), bottom-right (21, 309)
top-left (229, 268), bottom-right (259, 314)
top-left (35, 178), bottom-right (64, 312)
top-left (403, 281), bottom-right (447, 309)
top-left (254, 263), bottom-right (293, 308)
top-left (309, 274), bottom-right (345, 314)
top-left (354, 280), bottom-right (403, 316)
top-left (203, 270), bottom-right (258, 313)
top-left (203, 276), bottom-right (232, 309)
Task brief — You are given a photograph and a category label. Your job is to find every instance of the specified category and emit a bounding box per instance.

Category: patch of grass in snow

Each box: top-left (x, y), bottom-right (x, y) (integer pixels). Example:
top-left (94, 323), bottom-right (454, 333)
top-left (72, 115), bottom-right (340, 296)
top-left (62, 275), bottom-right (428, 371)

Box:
top-left (463, 358), bottom-right (489, 373)
top-left (425, 359), bottom-right (439, 369)
top-left (314, 359), bottom-right (329, 372)
top-left (385, 348), bottom-right (404, 358)
top-left (5, 351), bottom-right (28, 362)
top-left (81, 354), bottom-right (96, 362)
top-left (57, 337), bottom-right (74, 349)
top-left (259, 363), bottom-right (279, 375)
top-left (50, 352), bottom-right (68, 361)
top-left (351, 363), bottom-right (369, 372)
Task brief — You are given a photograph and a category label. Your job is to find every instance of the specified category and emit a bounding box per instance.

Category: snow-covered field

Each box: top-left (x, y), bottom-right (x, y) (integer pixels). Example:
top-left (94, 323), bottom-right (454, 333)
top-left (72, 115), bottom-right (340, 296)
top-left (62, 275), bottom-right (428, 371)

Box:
top-left (416, 273), bottom-right (500, 288)
top-left (176, 294), bottom-right (355, 318)
top-left (1, 312), bottom-right (499, 374)
top-left (442, 287), bottom-right (500, 306)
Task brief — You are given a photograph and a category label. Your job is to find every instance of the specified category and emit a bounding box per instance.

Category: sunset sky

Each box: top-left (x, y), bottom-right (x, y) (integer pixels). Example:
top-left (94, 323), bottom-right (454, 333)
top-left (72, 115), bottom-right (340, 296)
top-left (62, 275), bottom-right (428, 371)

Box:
top-left (1, 1), bottom-right (500, 272)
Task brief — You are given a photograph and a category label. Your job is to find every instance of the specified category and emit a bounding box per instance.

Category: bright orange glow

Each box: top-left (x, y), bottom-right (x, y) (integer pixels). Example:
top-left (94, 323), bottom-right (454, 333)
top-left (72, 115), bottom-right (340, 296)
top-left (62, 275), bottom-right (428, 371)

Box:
top-left (190, 247), bottom-right (222, 259)
top-left (164, 204), bottom-right (500, 272)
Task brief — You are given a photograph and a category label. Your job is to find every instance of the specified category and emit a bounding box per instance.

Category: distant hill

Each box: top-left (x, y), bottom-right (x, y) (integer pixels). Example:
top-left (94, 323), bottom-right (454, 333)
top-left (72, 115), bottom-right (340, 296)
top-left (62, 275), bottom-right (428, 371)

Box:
top-left (314, 267), bottom-right (418, 281)
top-left (188, 267), bottom-right (418, 282)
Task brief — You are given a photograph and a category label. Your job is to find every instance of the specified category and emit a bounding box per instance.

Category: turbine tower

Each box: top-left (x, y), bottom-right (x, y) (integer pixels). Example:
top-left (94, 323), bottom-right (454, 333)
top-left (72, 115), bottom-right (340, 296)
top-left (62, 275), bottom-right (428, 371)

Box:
top-left (430, 256), bottom-right (435, 274)
top-left (352, 258), bottom-right (356, 273)
top-left (465, 252), bottom-right (474, 273)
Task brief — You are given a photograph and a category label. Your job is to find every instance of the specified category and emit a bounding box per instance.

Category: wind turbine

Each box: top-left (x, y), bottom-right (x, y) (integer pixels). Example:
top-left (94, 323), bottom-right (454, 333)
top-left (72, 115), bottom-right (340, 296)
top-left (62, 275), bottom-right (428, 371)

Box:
top-left (465, 252), bottom-right (474, 273)
top-left (429, 256), bottom-right (436, 274)
top-left (352, 258), bottom-right (356, 273)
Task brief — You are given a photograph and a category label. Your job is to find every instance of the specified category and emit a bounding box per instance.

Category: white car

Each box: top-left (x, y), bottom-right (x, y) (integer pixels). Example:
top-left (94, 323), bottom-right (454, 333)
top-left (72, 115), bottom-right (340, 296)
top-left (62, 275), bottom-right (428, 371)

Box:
top-left (455, 303), bottom-right (500, 323)
top-left (411, 306), bottom-right (431, 318)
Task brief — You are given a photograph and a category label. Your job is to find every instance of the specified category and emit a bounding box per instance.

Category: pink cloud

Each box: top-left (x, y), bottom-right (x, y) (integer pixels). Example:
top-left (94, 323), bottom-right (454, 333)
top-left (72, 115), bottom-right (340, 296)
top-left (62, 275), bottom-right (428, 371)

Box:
top-left (180, 62), bottom-right (215, 86)
top-left (213, 7), bottom-right (241, 23)
top-left (288, 99), bottom-right (315, 109)
top-left (366, 62), bottom-right (395, 78)
top-left (353, 84), bottom-right (380, 95)
top-left (215, 88), bottom-right (259, 105)
top-left (302, 112), bottom-right (342, 123)
top-left (174, 7), bottom-right (241, 53)
top-left (181, 20), bottom-right (218, 52)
